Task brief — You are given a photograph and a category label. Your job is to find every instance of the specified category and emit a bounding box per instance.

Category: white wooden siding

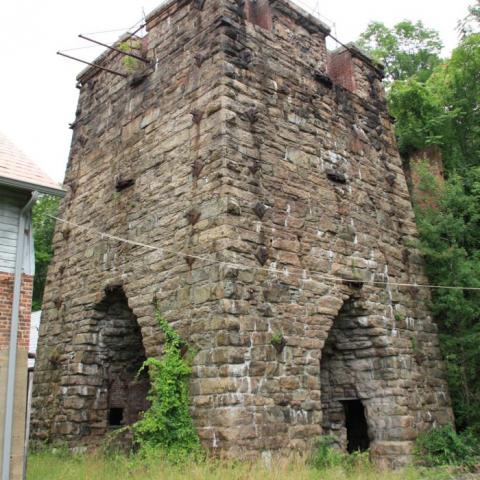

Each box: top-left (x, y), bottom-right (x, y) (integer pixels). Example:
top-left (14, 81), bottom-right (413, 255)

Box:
top-left (0, 187), bottom-right (32, 274)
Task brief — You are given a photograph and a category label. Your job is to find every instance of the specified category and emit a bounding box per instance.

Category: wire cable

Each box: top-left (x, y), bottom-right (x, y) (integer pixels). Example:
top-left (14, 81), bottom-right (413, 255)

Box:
top-left (61, 45), bottom-right (105, 53)
top-left (47, 214), bottom-right (480, 292)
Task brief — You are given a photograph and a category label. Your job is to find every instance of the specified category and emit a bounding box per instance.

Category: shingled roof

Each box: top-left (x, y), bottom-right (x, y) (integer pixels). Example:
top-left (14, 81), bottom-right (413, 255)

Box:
top-left (0, 131), bottom-right (64, 196)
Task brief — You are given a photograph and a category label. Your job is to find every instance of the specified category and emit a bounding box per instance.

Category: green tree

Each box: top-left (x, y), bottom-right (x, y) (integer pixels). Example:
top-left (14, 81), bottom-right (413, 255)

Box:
top-left (388, 79), bottom-right (447, 158)
top-left (32, 195), bottom-right (60, 311)
top-left (434, 34), bottom-right (480, 170)
top-left (388, 34), bottom-right (480, 171)
top-left (458, 0), bottom-right (480, 39)
top-left (356, 20), bottom-right (443, 82)
top-left (414, 167), bottom-right (480, 433)
top-left (359, 6), bottom-right (480, 435)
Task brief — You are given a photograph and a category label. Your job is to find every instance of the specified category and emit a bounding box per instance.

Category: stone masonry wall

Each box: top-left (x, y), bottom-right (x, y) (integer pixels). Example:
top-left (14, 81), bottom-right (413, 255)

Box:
top-left (32, 0), bottom-right (235, 446)
top-left (31, 0), bottom-right (453, 467)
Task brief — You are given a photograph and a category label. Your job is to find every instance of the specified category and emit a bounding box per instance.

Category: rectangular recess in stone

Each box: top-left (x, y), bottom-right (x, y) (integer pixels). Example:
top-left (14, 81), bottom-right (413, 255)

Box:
top-left (326, 169), bottom-right (347, 184)
top-left (115, 178), bottom-right (135, 191)
top-left (313, 70), bottom-right (333, 88)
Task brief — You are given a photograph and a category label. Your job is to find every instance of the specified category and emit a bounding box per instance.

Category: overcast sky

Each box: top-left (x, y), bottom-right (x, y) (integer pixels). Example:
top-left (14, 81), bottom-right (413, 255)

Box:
top-left (0, 0), bottom-right (471, 183)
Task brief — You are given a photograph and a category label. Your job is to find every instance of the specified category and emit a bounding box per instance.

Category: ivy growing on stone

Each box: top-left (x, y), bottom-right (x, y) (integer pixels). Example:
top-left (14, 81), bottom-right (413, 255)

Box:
top-left (270, 331), bottom-right (286, 353)
top-left (133, 311), bottom-right (202, 459)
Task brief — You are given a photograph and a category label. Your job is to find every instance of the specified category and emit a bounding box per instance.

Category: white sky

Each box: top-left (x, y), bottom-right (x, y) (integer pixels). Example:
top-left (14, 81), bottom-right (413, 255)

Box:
top-left (0, 0), bottom-right (471, 183)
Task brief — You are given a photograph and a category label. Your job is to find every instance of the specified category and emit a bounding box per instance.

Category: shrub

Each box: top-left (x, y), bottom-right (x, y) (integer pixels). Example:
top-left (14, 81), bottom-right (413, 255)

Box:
top-left (414, 425), bottom-right (480, 471)
top-left (309, 436), bottom-right (345, 469)
top-left (309, 436), bottom-right (370, 471)
top-left (132, 311), bottom-right (202, 460)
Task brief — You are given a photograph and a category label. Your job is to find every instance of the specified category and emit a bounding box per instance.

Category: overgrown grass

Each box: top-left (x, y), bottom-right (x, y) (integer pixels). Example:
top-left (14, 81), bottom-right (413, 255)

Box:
top-left (27, 449), bottom-right (457, 480)
top-left (415, 425), bottom-right (480, 471)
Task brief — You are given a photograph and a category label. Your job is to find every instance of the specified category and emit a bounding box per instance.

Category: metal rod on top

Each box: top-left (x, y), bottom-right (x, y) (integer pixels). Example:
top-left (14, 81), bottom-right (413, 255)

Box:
top-left (56, 51), bottom-right (128, 77)
top-left (78, 34), bottom-right (151, 65)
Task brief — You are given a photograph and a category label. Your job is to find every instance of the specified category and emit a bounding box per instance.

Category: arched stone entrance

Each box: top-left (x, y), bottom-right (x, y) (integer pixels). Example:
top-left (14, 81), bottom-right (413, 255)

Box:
top-left (320, 297), bottom-right (373, 452)
top-left (96, 287), bottom-right (150, 430)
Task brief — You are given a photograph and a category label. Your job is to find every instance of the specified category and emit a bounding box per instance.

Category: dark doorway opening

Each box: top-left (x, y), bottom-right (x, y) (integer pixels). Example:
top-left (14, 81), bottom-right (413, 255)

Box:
top-left (108, 407), bottom-right (124, 426)
top-left (342, 400), bottom-right (370, 453)
top-left (320, 298), bottom-right (375, 452)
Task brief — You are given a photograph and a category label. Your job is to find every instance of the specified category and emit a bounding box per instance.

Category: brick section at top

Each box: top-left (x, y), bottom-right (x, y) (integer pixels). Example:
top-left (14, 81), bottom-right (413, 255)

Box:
top-left (243, 0), bottom-right (273, 30)
top-left (327, 48), bottom-right (356, 92)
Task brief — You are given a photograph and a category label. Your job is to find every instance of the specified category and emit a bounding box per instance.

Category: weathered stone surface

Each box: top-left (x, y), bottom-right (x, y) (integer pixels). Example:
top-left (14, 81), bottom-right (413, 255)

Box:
top-left (31, 0), bottom-right (452, 467)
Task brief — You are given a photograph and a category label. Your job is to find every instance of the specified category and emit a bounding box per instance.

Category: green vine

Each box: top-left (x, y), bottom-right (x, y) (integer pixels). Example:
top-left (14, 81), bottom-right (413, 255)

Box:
top-left (133, 311), bottom-right (202, 459)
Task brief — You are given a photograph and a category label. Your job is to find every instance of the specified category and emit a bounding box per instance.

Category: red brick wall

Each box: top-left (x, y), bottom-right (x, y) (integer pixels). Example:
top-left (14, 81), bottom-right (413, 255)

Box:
top-left (0, 272), bottom-right (33, 350)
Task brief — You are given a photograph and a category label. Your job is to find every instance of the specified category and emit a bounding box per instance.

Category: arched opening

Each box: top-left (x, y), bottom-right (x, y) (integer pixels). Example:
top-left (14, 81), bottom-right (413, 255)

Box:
top-left (320, 298), bottom-right (372, 452)
top-left (96, 287), bottom-right (150, 429)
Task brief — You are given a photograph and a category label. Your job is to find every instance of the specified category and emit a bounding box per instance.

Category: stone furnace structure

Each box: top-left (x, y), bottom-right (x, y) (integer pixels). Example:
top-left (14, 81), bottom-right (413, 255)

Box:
top-left (31, 0), bottom-right (453, 467)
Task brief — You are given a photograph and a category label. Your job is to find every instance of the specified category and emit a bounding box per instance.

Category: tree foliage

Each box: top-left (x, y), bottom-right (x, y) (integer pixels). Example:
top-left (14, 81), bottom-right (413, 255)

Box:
top-left (386, 33), bottom-right (480, 171)
top-left (436, 34), bottom-right (480, 170)
top-left (388, 79), bottom-right (447, 157)
top-left (367, 8), bottom-right (480, 434)
top-left (356, 20), bottom-right (443, 82)
top-left (414, 425), bottom-right (480, 470)
top-left (458, 0), bottom-right (480, 39)
top-left (358, 3), bottom-right (480, 436)
top-left (32, 195), bottom-right (60, 311)
top-left (414, 167), bottom-right (480, 432)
